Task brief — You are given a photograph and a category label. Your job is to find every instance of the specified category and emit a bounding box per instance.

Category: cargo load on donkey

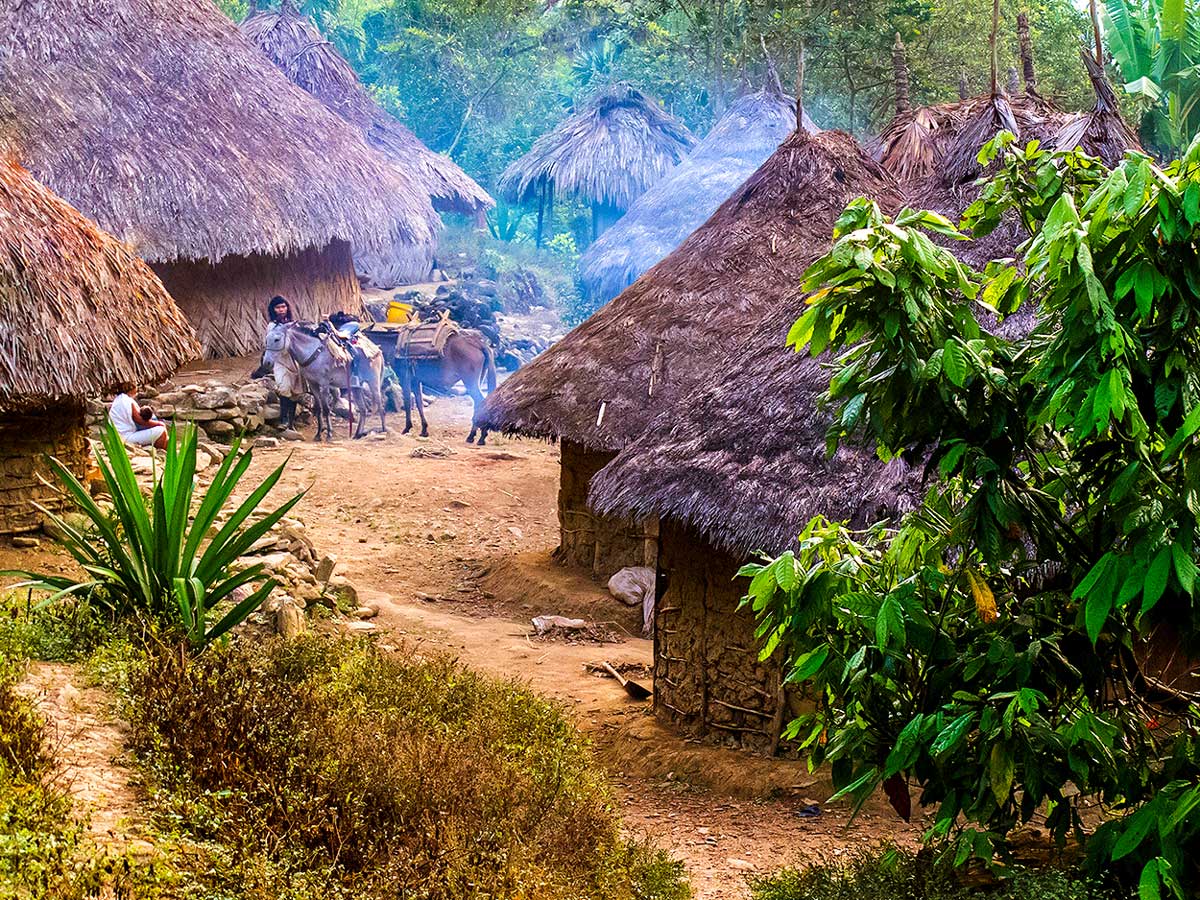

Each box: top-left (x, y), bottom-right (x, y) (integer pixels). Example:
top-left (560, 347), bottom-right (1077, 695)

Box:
top-left (363, 311), bottom-right (497, 445)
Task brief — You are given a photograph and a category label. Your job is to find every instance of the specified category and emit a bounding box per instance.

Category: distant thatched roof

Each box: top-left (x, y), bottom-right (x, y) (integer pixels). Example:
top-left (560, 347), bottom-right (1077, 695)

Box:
top-left (1052, 52), bottom-right (1142, 166)
top-left (0, 158), bottom-right (200, 412)
top-left (239, 5), bottom-right (493, 217)
top-left (0, 0), bottom-right (438, 266)
top-left (578, 86), bottom-right (814, 304)
top-left (481, 128), bottom-right (903, 452)
top-left (590, 95), bottom-right (1046, 558)
top-left (498, 83), bottom-right (696, 210)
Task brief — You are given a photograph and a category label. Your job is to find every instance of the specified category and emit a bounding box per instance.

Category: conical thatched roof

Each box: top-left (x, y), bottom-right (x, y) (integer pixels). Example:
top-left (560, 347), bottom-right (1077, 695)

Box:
top-left (577, 86), bottom-right (814, 304)
top-left (0, 0), bottom-right (438, 266)
top-left (0, 158), bottom-right (200, 412)
top-left (1052, 51), bottom-right (1142, 166)
top-left (480, 128), bottom-right (903, 453)
top-left (498, 82), bottom-right (696, 210)
top-left (239, 5), bottom-right (493, 218)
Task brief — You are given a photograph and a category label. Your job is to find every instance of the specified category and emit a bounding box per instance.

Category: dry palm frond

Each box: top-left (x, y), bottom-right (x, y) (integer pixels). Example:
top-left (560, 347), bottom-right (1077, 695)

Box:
top-left (578, 86), bottom-right (809, 304)
top-left (498, 82), bottom-right (696, 210)
top-left (0, 0), bottom-right (438, 266)
top-left (1053, 51), bottom-right (1142, 166)
top-left (0, 158), bottom-right (199, 411)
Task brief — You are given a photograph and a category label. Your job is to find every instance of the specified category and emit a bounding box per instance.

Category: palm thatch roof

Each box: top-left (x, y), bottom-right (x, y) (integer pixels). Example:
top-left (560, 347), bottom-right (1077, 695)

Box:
top-left (498, 82), bottom-right (697, 210)
top-left (239, 5), bottom-right (493, 217)
top-left (480, 128), bottom-right (902, 452)
top-left (0, 0), bottom-right (438, 266)
top-left (0, 158), bottom-right (200, 412)
top-left (577, 85), bottom-right (813, 304)
top-left (1052, 51), bottom-right (1142, 166)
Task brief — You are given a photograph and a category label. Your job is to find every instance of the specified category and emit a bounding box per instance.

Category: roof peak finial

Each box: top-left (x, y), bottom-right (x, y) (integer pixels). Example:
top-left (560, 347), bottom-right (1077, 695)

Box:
top-left (760, 35), bottom-right (784, 97)
top-left (794, 38), bottom-right (806, 133)
top-left (893, 33), bottom-right (911, 116)
top-left (1017, 12), bottom-right (1040, 95)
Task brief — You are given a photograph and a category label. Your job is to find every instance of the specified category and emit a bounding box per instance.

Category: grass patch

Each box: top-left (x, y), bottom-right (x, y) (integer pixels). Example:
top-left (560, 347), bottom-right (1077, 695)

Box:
top-left (0, 590), bottom-right (113, 661)
top-left (119, 635), bottom-right (689, 900)
top-left (750, 846), bottom-right (1115, 900)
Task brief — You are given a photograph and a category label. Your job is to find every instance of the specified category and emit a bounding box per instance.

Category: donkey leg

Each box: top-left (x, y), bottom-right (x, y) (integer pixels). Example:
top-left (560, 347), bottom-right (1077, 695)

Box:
top-left (400, 372), bottom-right (414, 434)
top-left (465, 382), bottom-right (486, 444)
top-left (414, 379), bottom-right (430, 438)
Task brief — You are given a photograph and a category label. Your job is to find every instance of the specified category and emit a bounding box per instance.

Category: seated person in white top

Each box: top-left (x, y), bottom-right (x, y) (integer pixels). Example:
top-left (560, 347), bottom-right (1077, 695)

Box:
top-left (109, 382), bottom-right (168, 451)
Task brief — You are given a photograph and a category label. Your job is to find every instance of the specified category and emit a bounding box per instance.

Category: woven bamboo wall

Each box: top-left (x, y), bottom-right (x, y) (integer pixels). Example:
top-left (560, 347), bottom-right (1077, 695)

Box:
top-left (557, 440), bottom-right (656, 578)
top-left (155, 240), bottom-right (362, 358)
top-left (654, 520), bottom-right (805, 755)
top-left (0, 406), bottom-right (88, 536)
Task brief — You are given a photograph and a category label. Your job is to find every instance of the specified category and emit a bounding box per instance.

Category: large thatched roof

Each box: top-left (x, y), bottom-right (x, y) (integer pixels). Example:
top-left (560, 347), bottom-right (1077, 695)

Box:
top-left (239, 5), bottom-right (493, 218)
top-left (0, 158), bottom-right (200, 412)
top-left (498, 82), bottom-right (696, 210)
top-left (480, 128), bottom-right (903, 452)
top-left (1052, 52), bottom-right (1142, 166)
top-left (589, 88), bottom-right (1056, 558)
top-left (0, 0), bottom-right (438, 266)
top-left (577, 85), bottom-right (814, 304)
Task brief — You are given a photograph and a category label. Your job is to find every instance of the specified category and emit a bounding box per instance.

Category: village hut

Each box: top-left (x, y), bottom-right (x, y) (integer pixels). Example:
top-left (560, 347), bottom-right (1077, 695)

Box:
top-left (577, 80), bottom-right (812, 304)
top-left (481, 122), bottom-right (902, 588)
top-left (0, 0), bottom-right (439, 358)
top-left (0, 158), bottom-right (200, 536)
top-left (239, 2), bottom-right (494, 287)
top-left (498, 82), bottom-right (696, 245)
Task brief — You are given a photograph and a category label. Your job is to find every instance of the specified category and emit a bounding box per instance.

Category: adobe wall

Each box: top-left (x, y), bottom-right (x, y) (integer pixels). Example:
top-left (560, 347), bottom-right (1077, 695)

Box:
top-left (156, 240), bottom-right (361, 358)
top-left (654, 520), bottom-right (806, 755)
top-left (0, 406), bottom-right (88, 536)
top-left (557, 439), bottom-right (657, 578)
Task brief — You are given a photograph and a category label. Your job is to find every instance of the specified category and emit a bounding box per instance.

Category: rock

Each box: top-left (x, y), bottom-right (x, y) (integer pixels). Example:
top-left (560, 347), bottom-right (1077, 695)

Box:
top-left (327, 574), bottom-right (358, 607)
top-left (174, 408), bottom-right (220, 422)
top-left (439, 531), bottom-right (457, 542)
top-left (204, 420), bottom-right (236, 439)
top-left (352, 605), bottom-right (379, 620)
top-left (11, 536), bottom-right (40, 549)
top-left (315, 555), bottom-right (337, 583)
top-left (130, 456), bottom-right (155, 476)
top-left (194, 450), bottom-right (213, 473)
top-left (507, 526), bottom-right (524, 538)
top-left (345, 620), bottom-right (376, 633)
top-left (281, 429), bottom-right (302, 442)
top-left (197, 440), bottom-right (225, 464)
top-left (253, 437), bottom-right (280, 450)
top-left (275, 599), bottom-right (306, 639)
top-left (195, 387), bottom-right (237, 410)
top-left (727, 859), bottom-right (757, 872)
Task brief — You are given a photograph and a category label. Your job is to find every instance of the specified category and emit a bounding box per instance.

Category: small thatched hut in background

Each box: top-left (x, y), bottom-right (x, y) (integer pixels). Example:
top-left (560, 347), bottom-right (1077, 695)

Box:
top-left (0, 158), bottom-right (200, 536)
top-left (481, 122), bottom-right (900, 591)
top-left (239, 2), bottom-right (495, 287)
top-left (0, 0), bottom-right (438, 357)
top-left (499, 82), bottom-right (696, 246)
top-left (578, 80), bottom-right (811, 304)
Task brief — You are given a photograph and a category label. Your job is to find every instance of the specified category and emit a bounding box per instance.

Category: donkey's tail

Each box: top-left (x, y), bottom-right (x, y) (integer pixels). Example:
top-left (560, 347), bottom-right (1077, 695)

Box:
top-left (482, 341), bottom-right (497, 395)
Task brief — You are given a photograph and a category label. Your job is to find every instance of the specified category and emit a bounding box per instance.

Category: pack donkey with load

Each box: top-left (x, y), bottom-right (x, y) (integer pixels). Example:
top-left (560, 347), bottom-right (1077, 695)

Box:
top-left (365, 313), bottom-right (497, 445)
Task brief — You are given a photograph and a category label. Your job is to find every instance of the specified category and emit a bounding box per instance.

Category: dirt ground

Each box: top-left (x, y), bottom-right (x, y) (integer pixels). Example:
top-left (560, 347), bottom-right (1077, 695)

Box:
top-left (7, 356), bottom-right (923, 899)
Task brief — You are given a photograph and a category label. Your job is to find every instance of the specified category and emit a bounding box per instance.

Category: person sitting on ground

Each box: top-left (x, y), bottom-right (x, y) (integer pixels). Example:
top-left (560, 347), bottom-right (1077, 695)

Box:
top-left (109, 382), bottom-right (168, 450)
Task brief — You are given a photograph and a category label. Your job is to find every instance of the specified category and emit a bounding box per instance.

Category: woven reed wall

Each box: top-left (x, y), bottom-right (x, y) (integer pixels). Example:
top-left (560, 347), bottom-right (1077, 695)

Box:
top-left (155, 240), bottom-right (361, 358)
top-left (557, 440), bottom-right (655, 578)
top-left (654, 519), bottom-right (807, 755)
top-left (0, 405), bottom-right (87, 536)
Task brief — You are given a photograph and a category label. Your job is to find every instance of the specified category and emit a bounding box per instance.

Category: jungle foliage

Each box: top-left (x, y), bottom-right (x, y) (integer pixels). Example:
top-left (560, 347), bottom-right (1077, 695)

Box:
top-left (743, 136), bottom-right (1200, 897)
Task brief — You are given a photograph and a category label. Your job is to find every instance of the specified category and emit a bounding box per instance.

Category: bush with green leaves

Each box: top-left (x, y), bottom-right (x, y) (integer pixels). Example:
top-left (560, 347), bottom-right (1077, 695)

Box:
top-left (119, 634), bottom-right (689, 900)
top-left (743, 134), bottom-right (1200, 897)
top-left (9, 422), bottom-right (302, 650)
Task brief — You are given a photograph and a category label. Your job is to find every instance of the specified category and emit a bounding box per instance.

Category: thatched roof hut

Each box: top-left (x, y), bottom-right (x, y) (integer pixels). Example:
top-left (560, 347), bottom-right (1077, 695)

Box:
top-left (0, 157), bottom-right (200, 534)
top-left (0, 0), bottom-right (439, 356)
top-left (578, 83), bottom-right (813, 304)
top-left (1053, 51), bottom-right (1142, 165)
top-left (498, 82), bottom-right (696, 243)
top-left (239, 3), bottom-right (494, 286)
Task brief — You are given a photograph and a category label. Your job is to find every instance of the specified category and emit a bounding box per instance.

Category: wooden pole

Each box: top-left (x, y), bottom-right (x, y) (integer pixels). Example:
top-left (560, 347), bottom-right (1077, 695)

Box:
top-left (989, 0), bottom-right (1001, 96)
top-left (1089, 0), bottom-right (1104, 64)
top-left (959, 69), bottom-right (970, 100)
top-left (1017, 12), bottom-right (1038, 93)
top-left (794, 37), bottom-right (806, 132)
top-left (893, 33), bottom-right (911, 116)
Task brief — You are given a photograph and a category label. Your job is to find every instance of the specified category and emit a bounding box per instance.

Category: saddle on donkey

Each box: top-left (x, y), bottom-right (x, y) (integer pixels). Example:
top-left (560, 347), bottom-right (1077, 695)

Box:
top-left (322, 312), bottom-right (383, 388)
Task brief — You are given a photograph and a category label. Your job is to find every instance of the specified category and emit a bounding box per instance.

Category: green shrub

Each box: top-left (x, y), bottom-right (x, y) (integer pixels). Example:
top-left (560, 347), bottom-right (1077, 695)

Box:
top-left (0, 590), bottom-right (111, 661)
top-left (10, 422), bottom-right (302, 650)
top-left (751, 847), bottom-right (1115, 900)
top-left (123, 636), bottom-right (689, 900)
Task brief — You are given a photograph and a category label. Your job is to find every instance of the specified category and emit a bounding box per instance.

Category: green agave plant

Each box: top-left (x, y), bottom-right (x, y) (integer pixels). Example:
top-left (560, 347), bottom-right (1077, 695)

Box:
top-left (9, 421), bottom-right (304, 650)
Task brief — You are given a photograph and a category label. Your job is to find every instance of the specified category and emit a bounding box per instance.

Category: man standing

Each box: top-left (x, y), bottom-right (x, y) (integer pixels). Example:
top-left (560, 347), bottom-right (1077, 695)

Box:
top-left (109, 382), bottom-right (168, 450)
top-left (264, 295), bottom-right (304, 430)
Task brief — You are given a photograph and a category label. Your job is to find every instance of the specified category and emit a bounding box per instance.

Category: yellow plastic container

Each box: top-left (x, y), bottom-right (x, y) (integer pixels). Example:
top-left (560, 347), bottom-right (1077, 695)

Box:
top-left (386, 300), bottom-right (413, 323)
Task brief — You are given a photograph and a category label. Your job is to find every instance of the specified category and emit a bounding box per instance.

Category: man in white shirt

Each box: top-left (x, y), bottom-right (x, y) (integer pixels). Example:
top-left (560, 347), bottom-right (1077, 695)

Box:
top-left (109, 382), bottom-right (168, 450)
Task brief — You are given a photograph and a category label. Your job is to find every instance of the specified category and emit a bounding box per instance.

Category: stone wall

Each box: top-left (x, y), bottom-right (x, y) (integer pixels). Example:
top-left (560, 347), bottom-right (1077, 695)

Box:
top-left (557, 439), bottom-right (657, 578)
top-left (653, 519), bottom-right (806, 755)
top-left (0, 406), bottom-right (88, 536)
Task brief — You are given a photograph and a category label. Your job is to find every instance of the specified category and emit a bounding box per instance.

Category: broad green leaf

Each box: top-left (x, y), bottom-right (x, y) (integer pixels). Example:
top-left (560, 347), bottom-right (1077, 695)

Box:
top-left (931, 712), bottom-right (973, 757)
top-left (1171, 544), bottom-right (1197, 595)
top-left (990, 744), bottom-right (1015, 806)
top-left (1143, 547), bottom-right (1173, 612)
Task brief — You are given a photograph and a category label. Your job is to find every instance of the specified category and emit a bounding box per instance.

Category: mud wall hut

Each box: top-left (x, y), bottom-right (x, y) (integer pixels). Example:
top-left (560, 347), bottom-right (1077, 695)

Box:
top-left (499, 83), bottom-right (696, 246)
top-left (0, 158), bottom-right (200, 536)
top-left (588, 61), bottom-right (1141, 754)
top-left (239, 3), bottom-right (495, 287)
top-left (578, 82), bottom-right (812, 305)
top-left (0, 0), bottom-right (438, 358)
top-left (481, 125), bottom-right (901, 582)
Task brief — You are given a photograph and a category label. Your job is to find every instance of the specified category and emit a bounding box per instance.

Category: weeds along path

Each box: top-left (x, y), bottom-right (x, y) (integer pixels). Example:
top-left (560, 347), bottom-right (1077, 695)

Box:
top-left (18, 662), bottom-right (146, 849)
top-left (242, 386), bottom-right (923, 900)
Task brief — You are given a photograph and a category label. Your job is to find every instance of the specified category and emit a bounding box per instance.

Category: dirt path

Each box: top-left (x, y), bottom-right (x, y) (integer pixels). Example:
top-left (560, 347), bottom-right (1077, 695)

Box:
top-left (18, 663), bottom-right (145, 849)
top-left (236, 386), bottom-right (923, 899)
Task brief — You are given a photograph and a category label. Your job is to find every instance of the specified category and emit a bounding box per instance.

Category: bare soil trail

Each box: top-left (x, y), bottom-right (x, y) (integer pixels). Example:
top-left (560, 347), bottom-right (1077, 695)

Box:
top-left (234, 379), bottom-right (924, 899)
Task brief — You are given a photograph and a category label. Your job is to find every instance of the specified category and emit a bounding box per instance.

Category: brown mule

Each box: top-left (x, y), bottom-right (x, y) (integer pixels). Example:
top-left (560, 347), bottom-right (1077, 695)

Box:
top-left (395, 329), bottom-right (497, 444)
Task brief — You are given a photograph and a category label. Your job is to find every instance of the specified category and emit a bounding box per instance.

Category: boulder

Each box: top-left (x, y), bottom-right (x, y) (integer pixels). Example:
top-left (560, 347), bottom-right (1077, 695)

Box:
top-left (195, 387), bottom-right (237, 410)
top-left (275, 598), bottom-right (307, 639)
top-left (204, 420), bottom-right (236, 439)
